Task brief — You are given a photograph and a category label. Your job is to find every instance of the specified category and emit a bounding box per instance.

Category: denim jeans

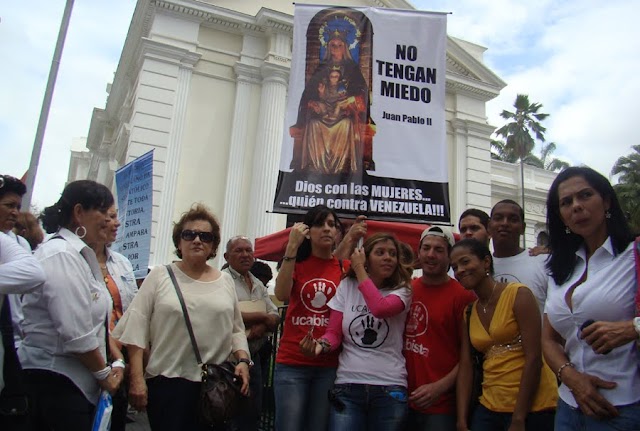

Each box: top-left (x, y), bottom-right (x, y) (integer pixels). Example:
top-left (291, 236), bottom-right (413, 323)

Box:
top-left (408, 409), bottom-right (456, 431)
top-left (471, 403), bottom-right (555, 431)
top-left (273, 363), bottom-right (336, 431)
top-left (328, 383), bottom-right (408, 431)
top-left (555, 397), bottom-right (640, 431)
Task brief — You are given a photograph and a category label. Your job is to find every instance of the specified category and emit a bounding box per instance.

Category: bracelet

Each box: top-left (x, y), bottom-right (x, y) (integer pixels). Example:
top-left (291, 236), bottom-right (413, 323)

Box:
top-left (556, 361), bottom-right (575, 382)
top-left (317, 339), bottom-right (331, 354)
top-left (111, 359), bottom-right (126, 369)
top-left (282, 255), bottom-right (296, 261)
top-left (92, 366), bottom-right (112, 381)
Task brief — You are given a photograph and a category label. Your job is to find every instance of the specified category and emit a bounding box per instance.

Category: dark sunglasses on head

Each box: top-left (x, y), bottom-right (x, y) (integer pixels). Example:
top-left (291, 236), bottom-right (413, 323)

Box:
top-left (181, 229), bottom-right (214, 243)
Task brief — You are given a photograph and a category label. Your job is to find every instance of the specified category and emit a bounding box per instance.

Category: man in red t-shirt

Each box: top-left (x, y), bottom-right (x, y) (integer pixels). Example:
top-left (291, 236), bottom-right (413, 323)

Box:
top-left (404, 226), bottom-right (476, 430)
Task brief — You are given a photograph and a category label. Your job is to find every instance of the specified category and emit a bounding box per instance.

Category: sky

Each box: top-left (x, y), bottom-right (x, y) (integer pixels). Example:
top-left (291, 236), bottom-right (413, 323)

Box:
top-left (1, 0), bottom-right (639, 209)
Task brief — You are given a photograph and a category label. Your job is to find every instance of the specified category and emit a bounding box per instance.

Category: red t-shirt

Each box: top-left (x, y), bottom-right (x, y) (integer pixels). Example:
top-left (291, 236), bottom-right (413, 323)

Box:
top-left (404, 277), bottom-right (476, 414)
top-left (276, 256), bottom-right (347, 367)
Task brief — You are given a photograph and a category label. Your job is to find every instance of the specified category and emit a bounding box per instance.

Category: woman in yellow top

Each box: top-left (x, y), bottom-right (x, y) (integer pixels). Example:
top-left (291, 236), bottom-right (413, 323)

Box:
top-left (451, 239), bottom-right (557, 431)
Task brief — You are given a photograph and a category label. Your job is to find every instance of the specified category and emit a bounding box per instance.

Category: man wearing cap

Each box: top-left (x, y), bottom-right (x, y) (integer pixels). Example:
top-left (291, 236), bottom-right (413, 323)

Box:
top-left (404, 226), bottom-right (476, 430)
top-left (488, 199), bottom-right (548, 313)
top-left (223, 236), bottom-right (279, 431)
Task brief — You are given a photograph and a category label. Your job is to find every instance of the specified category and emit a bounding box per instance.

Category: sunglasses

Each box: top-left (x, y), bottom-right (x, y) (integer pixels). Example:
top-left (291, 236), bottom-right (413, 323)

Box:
top-left (180, 229), bottom-right (215, 243)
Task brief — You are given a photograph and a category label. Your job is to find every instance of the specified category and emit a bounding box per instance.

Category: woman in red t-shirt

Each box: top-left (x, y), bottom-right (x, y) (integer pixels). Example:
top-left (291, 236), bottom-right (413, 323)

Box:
top-left (274, 205), bottom-right (365, 431)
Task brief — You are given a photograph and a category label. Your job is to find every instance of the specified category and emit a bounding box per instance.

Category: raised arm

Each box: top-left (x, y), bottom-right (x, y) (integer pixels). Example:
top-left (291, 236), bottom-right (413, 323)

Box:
top-left (275, 223), bottom-right (307, 301)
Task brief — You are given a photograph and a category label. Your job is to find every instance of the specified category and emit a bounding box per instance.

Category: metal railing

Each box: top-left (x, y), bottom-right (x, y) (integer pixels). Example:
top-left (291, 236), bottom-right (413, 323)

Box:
top-left (259, 305), bottom-right (287, 431)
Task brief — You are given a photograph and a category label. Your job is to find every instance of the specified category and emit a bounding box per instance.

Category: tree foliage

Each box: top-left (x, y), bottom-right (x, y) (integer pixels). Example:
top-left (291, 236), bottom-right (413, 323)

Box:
top-left (491, 95), bottom-right (568, 172)
top-left (611, 144), bottom-right (640, 232)
top-left (495, 94), bottom-right (549, 161)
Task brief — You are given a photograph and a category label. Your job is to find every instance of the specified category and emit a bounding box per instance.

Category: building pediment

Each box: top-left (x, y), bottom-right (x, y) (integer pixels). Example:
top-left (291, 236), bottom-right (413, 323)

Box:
top-left (446, 36), bottom-right (506, 100)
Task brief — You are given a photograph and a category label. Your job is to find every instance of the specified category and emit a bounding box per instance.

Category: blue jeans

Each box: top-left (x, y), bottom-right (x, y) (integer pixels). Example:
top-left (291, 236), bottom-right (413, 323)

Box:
top-left (408, 409), bottom-right (456, 431)
top-left (274, 363), bottom-right (336, 431)
top-left (328, 383), bottom-right (408, 431)
top-left (556, 397), bottom-right (640, 431)
top-left (471, 403), bottom-right (555, 431)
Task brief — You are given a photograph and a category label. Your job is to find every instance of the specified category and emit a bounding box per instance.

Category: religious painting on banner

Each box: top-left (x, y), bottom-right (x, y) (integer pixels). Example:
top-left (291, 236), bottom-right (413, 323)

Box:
top-left (273, 5), bottom-right (449, 223)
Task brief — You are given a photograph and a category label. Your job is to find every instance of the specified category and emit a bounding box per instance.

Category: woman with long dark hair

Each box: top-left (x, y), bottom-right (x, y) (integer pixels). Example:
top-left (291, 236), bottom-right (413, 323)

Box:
top-left (542, 166), bottom-right (640, 430)
top-left (273, 205), bottom-right (365, 431)
top-left (19, 180), bottom-right (122, 430)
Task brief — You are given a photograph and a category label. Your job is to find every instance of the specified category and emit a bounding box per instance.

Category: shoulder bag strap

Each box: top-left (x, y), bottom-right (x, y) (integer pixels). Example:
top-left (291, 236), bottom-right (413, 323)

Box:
top-left (165, 264), bottom-right (202, 365)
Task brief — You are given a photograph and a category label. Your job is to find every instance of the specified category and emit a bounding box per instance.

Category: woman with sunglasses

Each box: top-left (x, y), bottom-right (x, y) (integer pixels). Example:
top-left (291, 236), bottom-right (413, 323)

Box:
top-left (113, 204), bottom-right (250, 431)
top-left (274, 205), bottom-right (366, 431)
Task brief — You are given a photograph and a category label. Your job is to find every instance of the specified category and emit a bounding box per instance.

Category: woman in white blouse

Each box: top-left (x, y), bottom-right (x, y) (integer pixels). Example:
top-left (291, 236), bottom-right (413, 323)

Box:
top-left (19, 180), bottom-right (122, 430)
top-left (113, 204), bottom-right (250, 431)
top-left (542, 166), bottom-right (640, 431)
top-left (88, 203), bottom-right (138, 431)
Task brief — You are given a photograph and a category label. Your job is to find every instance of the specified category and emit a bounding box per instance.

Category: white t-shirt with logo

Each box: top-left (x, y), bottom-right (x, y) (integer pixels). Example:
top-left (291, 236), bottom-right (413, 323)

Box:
top-left (493, 251), bottom-right (548, 313)
top-left (328, 277), bottom-right (411, 387)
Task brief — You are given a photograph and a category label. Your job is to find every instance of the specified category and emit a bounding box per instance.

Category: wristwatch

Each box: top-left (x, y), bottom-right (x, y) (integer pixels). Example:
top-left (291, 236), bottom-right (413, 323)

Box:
top-left (238, 358), bottom-right (254, 368)
top-left (633, 317), bottom-right (640, 339)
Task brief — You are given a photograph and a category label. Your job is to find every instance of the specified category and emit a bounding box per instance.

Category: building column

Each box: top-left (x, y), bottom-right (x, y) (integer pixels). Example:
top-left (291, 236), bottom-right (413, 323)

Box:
top-left (247, 62), bottom-right (289, 241)
top-left (452, 118), bottom-right (468, 221)
top-left (151, 56), bottom-right (198, 265)
top-left (220, 62), bottom-right (261, 247)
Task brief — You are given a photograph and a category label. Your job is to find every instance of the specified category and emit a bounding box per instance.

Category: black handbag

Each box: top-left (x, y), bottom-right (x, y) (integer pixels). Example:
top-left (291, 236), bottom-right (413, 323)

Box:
top-left (465, 302), bottom-right (484, 425)
top-left (165, 265), bottom-right (243, 426)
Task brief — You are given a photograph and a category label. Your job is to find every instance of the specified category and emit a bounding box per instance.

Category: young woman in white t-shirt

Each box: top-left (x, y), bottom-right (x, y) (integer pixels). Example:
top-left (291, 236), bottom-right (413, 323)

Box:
top-left (301, 232), bottom-right (412, 431)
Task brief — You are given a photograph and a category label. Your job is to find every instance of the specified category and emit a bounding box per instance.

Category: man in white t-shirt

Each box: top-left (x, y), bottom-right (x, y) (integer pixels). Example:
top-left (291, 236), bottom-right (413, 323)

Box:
top-left (489, 199), bottom-right (548, 313)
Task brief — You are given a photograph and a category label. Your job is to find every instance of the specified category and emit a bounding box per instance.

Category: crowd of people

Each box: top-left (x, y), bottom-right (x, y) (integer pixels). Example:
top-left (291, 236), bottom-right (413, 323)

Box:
top-left (0, 165), bottom-right (639, 431)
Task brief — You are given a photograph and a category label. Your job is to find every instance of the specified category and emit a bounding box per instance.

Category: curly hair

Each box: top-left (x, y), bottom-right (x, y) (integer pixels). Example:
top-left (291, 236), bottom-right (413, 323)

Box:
top-left (172, 203), bottom-right (221, 260)
top-left (0, 174), bottom-right (27, 200)
top-left (346, 232), bottom-right (412, 290)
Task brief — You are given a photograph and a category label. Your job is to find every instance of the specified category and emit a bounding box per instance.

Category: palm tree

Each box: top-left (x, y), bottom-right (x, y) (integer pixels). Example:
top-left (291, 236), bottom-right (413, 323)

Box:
top-left (494, 94), bottom-right (550, 247)
top-left (611, 145), bottom-right (640, 233)
top-left (538, 142), bottom-right (569, 172)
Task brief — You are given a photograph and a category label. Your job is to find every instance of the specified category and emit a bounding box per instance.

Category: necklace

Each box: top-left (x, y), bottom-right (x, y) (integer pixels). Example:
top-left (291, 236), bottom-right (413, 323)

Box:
top-left (478, 280), bottom-right (497, 314)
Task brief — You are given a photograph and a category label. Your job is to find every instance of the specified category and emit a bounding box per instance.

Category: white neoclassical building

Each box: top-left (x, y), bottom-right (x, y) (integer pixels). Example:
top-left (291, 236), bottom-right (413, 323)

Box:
top-left (69, 0), bottom-right (554, 265)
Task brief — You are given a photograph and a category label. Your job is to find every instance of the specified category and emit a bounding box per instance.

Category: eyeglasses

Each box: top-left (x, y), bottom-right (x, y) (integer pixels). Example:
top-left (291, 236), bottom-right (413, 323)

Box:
top-left (181, 229), bottom-right (215, 243)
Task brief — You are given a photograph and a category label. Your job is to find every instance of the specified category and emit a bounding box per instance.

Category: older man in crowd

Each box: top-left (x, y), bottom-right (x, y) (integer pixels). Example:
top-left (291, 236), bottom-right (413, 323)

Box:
top-left (223, 236), bottom-right (279, 431)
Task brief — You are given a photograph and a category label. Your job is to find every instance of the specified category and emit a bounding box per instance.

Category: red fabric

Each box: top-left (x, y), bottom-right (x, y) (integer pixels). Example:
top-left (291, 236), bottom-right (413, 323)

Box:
top-left (275, 256), bottom-right (344, 367)
top-left (321, 309), bottom-right (344, 352)
top-left (404, 277), bottom-right (476, 414)
top-left (634, 237), bottom-right (640, 317)
top-left (358, 278), bottom-right (406, 318)
top-left (254, 220), bottom-right (460, 262)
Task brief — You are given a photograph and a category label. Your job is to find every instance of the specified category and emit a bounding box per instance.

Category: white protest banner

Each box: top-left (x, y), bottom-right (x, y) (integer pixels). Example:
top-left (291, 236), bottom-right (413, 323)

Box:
top-left (113, 150), bottom-right (153, 278)
top-left (273, 5), bottom-right (449, 223)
